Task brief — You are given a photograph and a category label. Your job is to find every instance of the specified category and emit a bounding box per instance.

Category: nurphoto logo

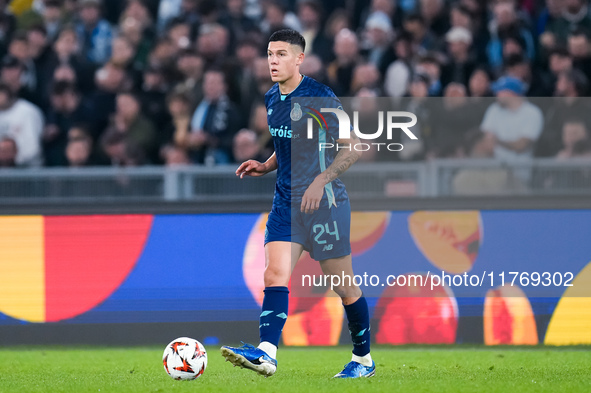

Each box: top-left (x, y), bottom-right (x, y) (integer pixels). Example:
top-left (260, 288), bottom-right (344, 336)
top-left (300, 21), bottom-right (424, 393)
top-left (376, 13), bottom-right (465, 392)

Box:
top-left (305, 108), bottom-right (418, 152)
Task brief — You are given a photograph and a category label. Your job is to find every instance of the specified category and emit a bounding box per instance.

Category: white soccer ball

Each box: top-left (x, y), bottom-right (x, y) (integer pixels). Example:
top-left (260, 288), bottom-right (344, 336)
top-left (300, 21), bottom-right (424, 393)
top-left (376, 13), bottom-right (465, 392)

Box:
top-left (162, 337), bottom-right (207, 380)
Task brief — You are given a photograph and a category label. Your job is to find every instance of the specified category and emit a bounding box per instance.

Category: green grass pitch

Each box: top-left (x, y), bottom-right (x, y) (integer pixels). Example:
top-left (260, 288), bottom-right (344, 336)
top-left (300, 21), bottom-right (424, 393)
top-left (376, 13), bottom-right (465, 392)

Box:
top-left (0, 345), bottom-right (589, 393)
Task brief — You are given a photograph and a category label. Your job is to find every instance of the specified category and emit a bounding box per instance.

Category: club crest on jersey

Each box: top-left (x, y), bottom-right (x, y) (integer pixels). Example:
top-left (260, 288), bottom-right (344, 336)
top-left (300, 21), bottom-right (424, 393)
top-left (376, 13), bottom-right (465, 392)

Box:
top-left (290, 103), bottom-right (303, 121)
top-left (268, 108), bottom-right (273, 116)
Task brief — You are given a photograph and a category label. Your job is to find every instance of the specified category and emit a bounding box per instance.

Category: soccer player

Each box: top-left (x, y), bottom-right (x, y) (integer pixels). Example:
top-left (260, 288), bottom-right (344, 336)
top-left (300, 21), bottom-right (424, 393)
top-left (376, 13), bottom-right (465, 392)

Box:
top-left (220, 29), bottom-right (374, 379)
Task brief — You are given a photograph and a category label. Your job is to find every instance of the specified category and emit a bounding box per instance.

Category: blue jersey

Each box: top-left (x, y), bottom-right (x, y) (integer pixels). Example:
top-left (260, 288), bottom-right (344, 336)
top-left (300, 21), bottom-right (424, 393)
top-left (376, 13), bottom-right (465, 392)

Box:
top-left (265, 75), bottom-right (348, 210)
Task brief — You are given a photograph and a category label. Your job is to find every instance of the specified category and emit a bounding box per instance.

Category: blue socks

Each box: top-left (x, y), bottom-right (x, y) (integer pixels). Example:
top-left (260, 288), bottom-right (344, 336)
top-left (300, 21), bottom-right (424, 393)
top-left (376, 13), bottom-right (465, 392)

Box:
top-left (258, 288), bottom-right (370, 361)
top-left (259, 286), bottom-right (289, 348)
top-left (344, 296), bottom-right (371, 357)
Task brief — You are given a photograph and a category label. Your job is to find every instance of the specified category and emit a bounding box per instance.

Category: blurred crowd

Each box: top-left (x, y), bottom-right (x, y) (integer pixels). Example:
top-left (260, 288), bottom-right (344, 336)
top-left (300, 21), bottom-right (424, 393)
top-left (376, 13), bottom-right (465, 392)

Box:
top-left (0, 0), bottom-right (590, 170)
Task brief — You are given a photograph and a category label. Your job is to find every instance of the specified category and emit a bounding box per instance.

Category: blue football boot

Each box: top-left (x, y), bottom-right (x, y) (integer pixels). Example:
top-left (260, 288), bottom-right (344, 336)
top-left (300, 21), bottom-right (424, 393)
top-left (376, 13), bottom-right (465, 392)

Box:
top-left (333, 360), bottom-right (376, 378)
top-left (220, 343), bottom-right (277, 377)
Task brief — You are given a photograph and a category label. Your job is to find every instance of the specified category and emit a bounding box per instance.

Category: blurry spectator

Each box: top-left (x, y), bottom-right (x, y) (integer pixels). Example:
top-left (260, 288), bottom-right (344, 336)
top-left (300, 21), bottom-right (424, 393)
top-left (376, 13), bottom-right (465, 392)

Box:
top-left (140, 65), bottom-right (171, 131)
top-left (0, 0), bottom-right (16, 58)
top-left (120, 17), bottom-right (152, 69)
top-left (442, 26), bottom-right (476, 87)
top-left (324, 8), bottom-right (350, 39)
top-left (401, 74), bottom-right (432, 160)
top-left (362, 11), bottom-right (395, 75)
top-left (176, 49), bottom-right (204, 105)
top-left (547, 47), bottom-right (573, 81)
top-left (176, 0), bottom-right (201, 27)
top-left (52, 62), bottom-right (78, 85)
top-left (555, 68), bottom-right (589, 97)
top-left (161, 143), bottom-right (190, 166)
top-left (75, 0), bottom-right (113, 65)
top-left (486, 1), bottom-right (535, 72)
top-left (503, 53), bottom-right (553, 96)
top-left (119, 0), bottom-right (154, 30)
top-left (167, 89), bottom-right (193, 159)
top-left (260, 0), bottom-right (300, 34)
top-left (88, 62), bottom-right (131, 135)
top-left (219, 0), bottom-right (258, 52)
top-left (7, 32), bottom-right (37, 100)
top-left (537, 119), bottom-right (591, 189)
top-left (327, 28), bottom-right (359, 96)
top-left (44, 81), bottom-right (93, 166)
top-left (404, 14), bottom-right (440, 54)
top-left (112, 91), bottom-right (157, 162)
top-left (480, 76), bottom-right (543, 178)
top-left (52, 26), bottom-right (79, 63)
top-left (364, 0), bottom-right (403, 31)
top-left (429, 82), bottom-right (477, 158)
top-left (556, 118), bottom-right (590, 158)
top-left (384, 31), bottom-right (413, 97)
top-left (0, 137), bottom-right (17, 167)
top-left (157, 0), bottom-right (182, 33)
top-left (299, 54), bottom-right (327, 84)
top-left (536, 69), bottom-right (590, 157)
top-left (0, 82), bottom-right (44, 166)
top-left (452, 130), bottom-right (527, 195)
top-left (109, 35), bottom-right (141, 86)
top-left (147, 37), bottom-right (176, 71)
top-left (228, 37), bottom-right (262, 122)
top-left (179, 69), bottom-right (242, 164)
top-left (468, 67), bottom-right (492, 97)
top-left (415, 54), bottom-right (443, 96)
top-left (0, 55), bottom-right (35, 104)
top-left (537, 0), bottom-right (566, 37)
top-left (232, 128), bottom-right (266, 163)
top-left (47, 27), bottom-right (95, 95)
top-left (197, 23), bottom-right (230, 69)
top-left (199, 0), bottom-right (221, 25)
top-left (543, 0), bottom-right (591, 48)
top-left (420, 0), bottom-right (449, 37)
top-left (100, 127), bottom-right (144, 166)
top-left (351, 62), bottom-right (381, 95)
top-left (66, 135), bottom-right (94, 167)
top-left (17, 0), bottom-right (63, 40)
top-left (253, 56), bottom-right (274, 97)
top-left (248, 102), bottom-right (273, 159)
top-left (450, 3), bottom-right (472, 31)
top-left (28, 25), bottom-right (53, 92)
top-left (298, 0), bottom-right (333, 63)
top-left (450, 2), bottom-right (488, 64)
top-left (166, 19), bottom-right (192, 53)
top-left (567, 28), bottom-right (591, 81)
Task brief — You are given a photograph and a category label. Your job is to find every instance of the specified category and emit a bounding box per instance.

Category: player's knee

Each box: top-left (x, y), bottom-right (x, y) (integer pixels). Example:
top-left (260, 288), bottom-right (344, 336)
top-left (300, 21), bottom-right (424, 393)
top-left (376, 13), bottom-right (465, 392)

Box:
top-left (264, 266), bottom-right (290, 287)
top-left (332, 285), bottom-right (361, 300)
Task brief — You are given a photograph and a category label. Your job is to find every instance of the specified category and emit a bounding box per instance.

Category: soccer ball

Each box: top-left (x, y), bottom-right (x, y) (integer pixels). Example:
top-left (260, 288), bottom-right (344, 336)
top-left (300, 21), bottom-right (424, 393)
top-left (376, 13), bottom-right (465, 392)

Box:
top-left (162, 337), bottom-right (207, 380)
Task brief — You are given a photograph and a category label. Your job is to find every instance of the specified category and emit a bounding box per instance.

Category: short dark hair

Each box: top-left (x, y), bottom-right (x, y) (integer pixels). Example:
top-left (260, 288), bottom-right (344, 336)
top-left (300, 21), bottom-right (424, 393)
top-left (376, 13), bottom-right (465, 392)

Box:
top-left (269, 29), bottom-right (306, 52)
top-left (504, 53), bottom-right (528, 68)
top-left (549, 47), bottom-right (570, 58)
top-left (52, 81), bottom-right (78, 96)
top-left (561, 69), bottom-right (589, 96)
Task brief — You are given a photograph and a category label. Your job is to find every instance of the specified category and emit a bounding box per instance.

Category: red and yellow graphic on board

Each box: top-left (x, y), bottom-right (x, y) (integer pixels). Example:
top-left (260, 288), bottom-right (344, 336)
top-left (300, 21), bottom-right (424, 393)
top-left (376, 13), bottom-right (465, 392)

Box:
top-left (374, 274), bottom-right (458, 344)
top-left (350, 212), bottom-right (390, 255)
top-left (484, 285), bottom-right (538, 345)
top-left (0, 215), bottom-right (152, 323)
top-left (243, 212), bottom-right (390, 345)
top-left (409, 211), bottom-right (482, 274)
top-left (545, 261), bottom-right (591, 345)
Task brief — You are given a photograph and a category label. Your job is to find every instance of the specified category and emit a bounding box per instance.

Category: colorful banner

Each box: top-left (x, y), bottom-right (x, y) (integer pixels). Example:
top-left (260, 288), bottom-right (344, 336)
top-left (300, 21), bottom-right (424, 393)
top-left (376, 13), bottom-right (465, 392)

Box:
top-left (0, 211), bottom-right (589, 345)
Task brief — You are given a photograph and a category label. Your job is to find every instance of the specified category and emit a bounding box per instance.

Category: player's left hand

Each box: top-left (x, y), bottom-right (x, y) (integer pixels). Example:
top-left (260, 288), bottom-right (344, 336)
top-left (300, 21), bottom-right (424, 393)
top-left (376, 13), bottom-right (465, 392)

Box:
top-left (301, 178), bottom-right (325, 214)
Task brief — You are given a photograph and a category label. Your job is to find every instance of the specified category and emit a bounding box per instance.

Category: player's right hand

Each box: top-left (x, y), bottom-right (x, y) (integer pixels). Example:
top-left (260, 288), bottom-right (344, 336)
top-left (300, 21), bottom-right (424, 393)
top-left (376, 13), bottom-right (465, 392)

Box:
top-left (236, 160), bottom-right (267, 178)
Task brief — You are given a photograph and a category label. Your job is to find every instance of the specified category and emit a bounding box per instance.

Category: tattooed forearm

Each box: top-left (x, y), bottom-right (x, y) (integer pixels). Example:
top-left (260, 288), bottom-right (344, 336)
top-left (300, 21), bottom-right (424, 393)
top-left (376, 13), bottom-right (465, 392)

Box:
top-left (322, 141), bottom-right (361, 184)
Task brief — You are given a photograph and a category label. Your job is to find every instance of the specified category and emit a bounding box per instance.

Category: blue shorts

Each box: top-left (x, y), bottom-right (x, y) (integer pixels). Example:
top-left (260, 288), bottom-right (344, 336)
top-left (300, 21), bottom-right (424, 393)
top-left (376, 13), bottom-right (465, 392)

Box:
top-left (264, 199), bottom-right (352, 261)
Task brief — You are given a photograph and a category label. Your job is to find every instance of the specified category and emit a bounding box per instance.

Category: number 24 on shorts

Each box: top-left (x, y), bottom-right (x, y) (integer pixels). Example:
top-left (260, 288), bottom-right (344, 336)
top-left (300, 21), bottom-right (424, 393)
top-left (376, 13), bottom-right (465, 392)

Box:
top-left (313, 221), bottom-right (340, 244)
